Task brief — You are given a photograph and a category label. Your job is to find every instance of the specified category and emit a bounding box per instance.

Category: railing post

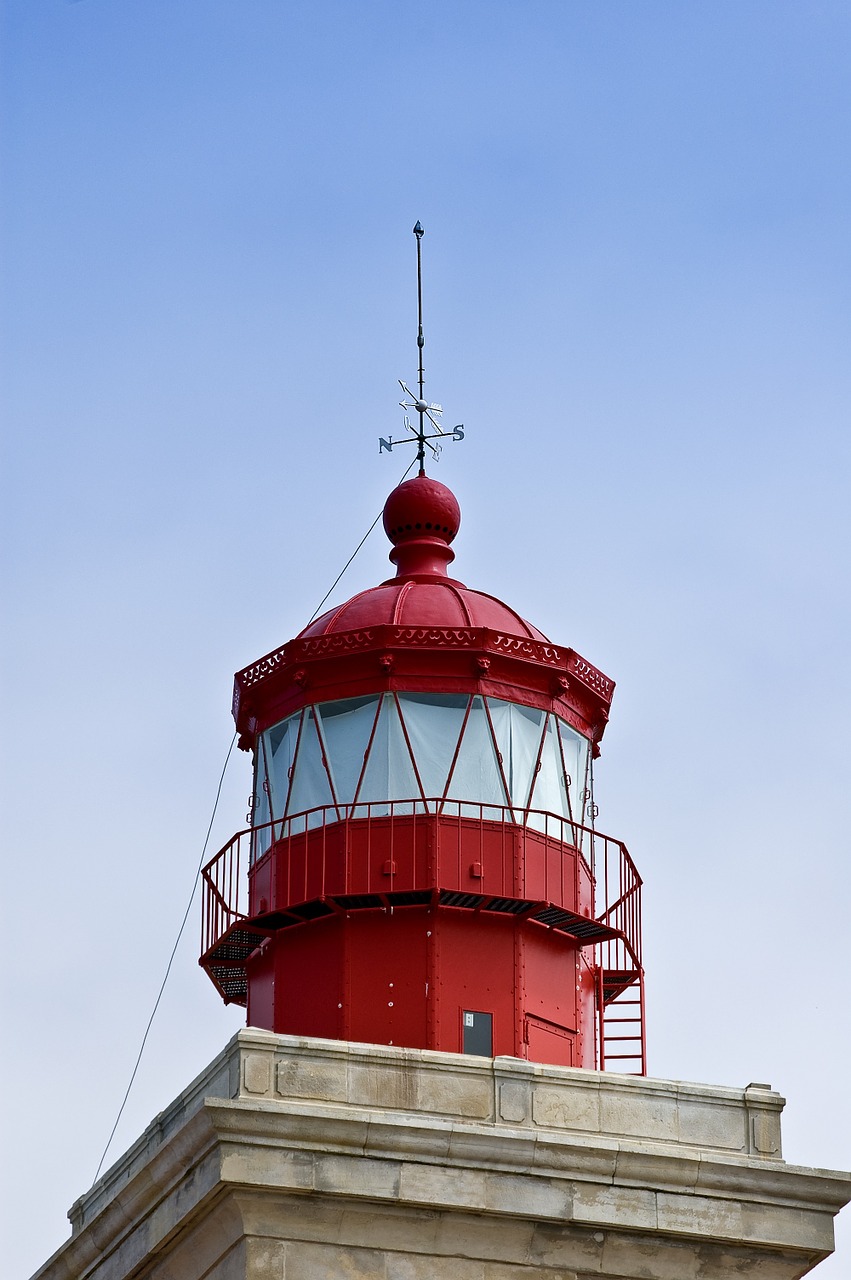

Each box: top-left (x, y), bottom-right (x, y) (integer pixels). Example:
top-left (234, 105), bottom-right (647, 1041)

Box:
top-left (596, 963), bottom-right (605, 1071)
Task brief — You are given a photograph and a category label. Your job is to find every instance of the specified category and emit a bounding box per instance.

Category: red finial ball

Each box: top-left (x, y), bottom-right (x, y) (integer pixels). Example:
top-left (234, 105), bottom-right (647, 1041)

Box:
top-left (382, 475), bottom-right (461, 546)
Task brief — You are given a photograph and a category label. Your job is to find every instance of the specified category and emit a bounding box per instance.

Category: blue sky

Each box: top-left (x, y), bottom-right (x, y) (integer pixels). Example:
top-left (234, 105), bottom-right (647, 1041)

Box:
top-left (3, 2), bottom-right (850, 1275)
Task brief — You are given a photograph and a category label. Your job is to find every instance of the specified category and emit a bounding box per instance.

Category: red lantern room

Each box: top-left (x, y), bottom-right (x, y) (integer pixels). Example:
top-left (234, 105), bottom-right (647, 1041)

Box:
top-left (201, 471), bottom-right (645, 1072)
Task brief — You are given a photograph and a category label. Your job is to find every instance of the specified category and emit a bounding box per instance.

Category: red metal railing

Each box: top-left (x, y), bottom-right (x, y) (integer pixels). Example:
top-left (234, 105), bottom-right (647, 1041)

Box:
top-left (202, 827), bottom-right (248, 958)
top-left (201, 801), bottom-right (640, 961)
top-left (589, 827), bottom-right (642, 970)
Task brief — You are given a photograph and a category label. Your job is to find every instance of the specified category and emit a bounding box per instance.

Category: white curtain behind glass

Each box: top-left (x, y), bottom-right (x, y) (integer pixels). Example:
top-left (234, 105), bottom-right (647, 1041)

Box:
top-left (488, 699), bottom-right (546, 810)
top-left (355, 694), bottom-right (422, 812)
top-left (397, 693), bottom-right (469, 804)
top-left (445, 695), bottom-right (509, 816)
top-left (287, 708), bottom-right (335, 826)
top-left (267, 714), bottom-right (300, 820)
top-left (255, 694), bottom-right (589, 829)
top-left (558, 720), bottom-right (587, 824)
top-left (527, 714), bottom-right (570, 833)
top-left (252, 742), bottom-right (272, 860)
top-left (316, 697), bottom-right (379, 805)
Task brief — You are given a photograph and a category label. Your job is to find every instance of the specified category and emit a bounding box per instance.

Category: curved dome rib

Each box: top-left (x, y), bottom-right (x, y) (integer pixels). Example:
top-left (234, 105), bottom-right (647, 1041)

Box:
top-left (444, 581), bottom-right (474, 627)
top-left (391, 580), bottom-right (415, 626)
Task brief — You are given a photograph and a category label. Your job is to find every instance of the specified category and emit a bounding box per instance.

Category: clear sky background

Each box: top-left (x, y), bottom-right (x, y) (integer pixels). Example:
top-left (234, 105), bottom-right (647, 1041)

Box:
top-left (2, 2), bottom-right (850, 1275)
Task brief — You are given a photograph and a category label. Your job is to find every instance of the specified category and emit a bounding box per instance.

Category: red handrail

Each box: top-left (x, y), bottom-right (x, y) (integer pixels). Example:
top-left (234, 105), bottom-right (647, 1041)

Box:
top-left (201, 800), bottom-right (641, 961)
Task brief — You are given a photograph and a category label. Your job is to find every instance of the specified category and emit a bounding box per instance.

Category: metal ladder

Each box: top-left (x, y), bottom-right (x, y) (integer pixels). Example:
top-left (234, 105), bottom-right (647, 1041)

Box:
top-left (597, 967), bottom-right (646, 1074)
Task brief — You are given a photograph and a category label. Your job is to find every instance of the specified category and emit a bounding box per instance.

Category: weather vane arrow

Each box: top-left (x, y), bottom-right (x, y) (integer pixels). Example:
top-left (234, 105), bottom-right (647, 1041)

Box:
top-left (379, 221), bottom-right (465, 473)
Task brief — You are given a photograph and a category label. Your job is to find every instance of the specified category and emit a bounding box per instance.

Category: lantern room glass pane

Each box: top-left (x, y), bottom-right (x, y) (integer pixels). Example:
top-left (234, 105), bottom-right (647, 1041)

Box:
top-left (253, 711), bottom-right (300, 857)
top-left (265, 713), bottom-right (300, 819)
top-left (286, 708), bottom-right (335, 825)
top-left (252, 748), bottom-right (272, 861)
top-left (527, 714), bottom-right (570, 833)
top-left (355, 693), bottom-right (422, 813)
top-left (558, 720), bottom-right (587, 826)
top-left (315, 696), bottom-right (379, 807)
top-left (397, 693), bottom-right (470, 806)
top-left (487, 698), bottom-right (546, 809)
top-left (445, 695), bottom-right (509, 817)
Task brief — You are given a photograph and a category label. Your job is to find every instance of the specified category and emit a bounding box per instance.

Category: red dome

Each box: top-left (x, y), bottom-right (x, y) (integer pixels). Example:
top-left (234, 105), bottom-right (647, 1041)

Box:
top-left (300, 581), bottom-right (548, 641)
top-left (300, 476), bottom-right (548, 642)
top-left (233, 476), bottom-right (614, 751)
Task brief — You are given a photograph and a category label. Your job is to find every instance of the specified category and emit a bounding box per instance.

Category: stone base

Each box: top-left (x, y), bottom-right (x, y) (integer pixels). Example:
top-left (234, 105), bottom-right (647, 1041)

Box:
top-left (33, 1031), bottom-right (851, 1280)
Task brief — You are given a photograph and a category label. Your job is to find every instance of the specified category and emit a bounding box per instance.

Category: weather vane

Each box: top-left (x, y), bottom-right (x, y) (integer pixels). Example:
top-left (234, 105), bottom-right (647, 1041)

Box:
top-left (379, 221), bottom-right (465, 475)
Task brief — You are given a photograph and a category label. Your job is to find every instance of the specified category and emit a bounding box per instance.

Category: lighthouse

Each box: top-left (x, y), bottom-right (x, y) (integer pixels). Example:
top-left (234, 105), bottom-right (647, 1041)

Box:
top-left (199, 221), bottom-right (644, 1075)
top-left (200, 470), bottom-right (644, 1074)
top-left (31, 230), bottom-right (850, 1280)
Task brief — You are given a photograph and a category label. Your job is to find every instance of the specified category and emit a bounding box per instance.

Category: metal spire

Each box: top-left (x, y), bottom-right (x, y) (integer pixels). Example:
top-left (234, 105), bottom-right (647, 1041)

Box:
top-left (415, 219), bottom-right (425, 407)
top-left (379, 222), bottom-right (465, 472)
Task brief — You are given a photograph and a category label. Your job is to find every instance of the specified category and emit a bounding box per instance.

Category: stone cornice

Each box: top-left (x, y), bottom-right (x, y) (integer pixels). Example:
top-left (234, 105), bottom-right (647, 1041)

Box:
top-left (201, 1094), bottom-right (851, 1217)
top-left (34, 1033), bottom-right (851, 1280)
